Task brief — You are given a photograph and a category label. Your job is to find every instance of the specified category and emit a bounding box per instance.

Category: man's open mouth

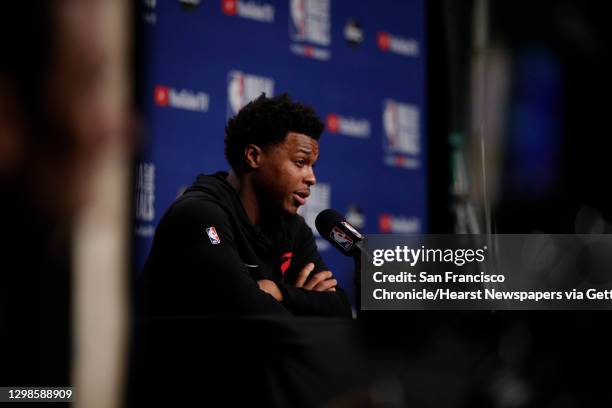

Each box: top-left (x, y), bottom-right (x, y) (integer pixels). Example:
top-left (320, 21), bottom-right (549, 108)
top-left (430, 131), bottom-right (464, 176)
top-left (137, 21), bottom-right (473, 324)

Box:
top-left (293, 191), bottom-right (310, 205)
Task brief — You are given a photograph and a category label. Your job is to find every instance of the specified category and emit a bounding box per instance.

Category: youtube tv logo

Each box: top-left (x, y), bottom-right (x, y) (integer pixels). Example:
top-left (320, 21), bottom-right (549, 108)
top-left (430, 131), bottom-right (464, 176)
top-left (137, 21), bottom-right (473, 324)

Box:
top-left (221, 0), bottom-right (274, 22)
top-left (377, 32), bottom-right (391, 51)
top-left (154, 85), bottom-right (169, 107)
top-left (222, 0), bottom-right (237, 15)
top-left (153, 84), bottom-right (209, 113)
top-left (325, 113), bottom-right (370, 138)
top-left (378, 213), bottom-right (392, 233)
top-left (326, 114), bottom-right (340, 133)
top-left (378, 213), bottom-right (420, 233)
top-left (377, 31), bottom-right (419, 57)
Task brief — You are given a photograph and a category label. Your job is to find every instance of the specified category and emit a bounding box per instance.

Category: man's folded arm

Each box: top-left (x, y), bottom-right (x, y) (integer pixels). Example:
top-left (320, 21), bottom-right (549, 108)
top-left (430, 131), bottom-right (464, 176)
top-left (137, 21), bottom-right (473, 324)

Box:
top-left (277, 283), bottom-right (352, 317)
top-left (276, 216), bottom-right (353, 317)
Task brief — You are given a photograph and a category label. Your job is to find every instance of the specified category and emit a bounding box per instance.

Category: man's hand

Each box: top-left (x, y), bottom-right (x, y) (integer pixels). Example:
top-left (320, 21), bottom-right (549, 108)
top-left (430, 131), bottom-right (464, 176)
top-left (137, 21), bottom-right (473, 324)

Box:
top-left (294, 262), bottom-right (337, 292)
top-left (257, 279), bottom-right (283, 301)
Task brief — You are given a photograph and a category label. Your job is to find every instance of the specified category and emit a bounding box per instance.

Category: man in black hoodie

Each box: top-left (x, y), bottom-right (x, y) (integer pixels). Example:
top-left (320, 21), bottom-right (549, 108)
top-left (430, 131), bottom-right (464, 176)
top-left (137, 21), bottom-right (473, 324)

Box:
top-left (143, 93), bottom-right (352, 318)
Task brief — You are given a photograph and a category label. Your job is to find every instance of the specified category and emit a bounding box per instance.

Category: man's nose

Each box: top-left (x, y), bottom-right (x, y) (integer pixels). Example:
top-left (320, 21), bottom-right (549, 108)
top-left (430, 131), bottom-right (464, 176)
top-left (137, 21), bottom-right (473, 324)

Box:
top-left (305, 166), bottom-right (316, 186)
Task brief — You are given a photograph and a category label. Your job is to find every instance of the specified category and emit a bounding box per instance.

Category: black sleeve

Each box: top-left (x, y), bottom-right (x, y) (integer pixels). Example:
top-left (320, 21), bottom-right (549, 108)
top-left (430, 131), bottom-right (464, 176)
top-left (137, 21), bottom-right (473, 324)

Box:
top-left (144, 197), bottom-right (291, 316)
top-left (276, 218), bottom-right (353, 318)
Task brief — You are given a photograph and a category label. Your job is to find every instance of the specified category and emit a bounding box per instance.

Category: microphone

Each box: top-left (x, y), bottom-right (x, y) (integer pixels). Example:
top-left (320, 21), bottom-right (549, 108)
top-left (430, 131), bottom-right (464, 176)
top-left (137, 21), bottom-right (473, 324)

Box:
top-left (315, 209), bottom-right (369, 259)
top-left (316, 209), bottom-right (369, 315)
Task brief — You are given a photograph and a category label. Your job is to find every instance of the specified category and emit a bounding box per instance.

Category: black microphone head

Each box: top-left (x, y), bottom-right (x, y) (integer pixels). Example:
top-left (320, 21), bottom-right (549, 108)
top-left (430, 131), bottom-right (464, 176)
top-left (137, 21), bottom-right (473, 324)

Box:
top-left (315, 209), bottom-right (364, 256)
top-left (315, 209), bottom-right (344, 236)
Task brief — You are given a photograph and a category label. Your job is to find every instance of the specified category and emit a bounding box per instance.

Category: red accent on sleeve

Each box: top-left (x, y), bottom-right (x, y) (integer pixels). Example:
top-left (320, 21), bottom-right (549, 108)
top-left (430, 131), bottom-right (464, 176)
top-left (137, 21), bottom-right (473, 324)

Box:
top-left (280, 252), bottom-right (293, 275)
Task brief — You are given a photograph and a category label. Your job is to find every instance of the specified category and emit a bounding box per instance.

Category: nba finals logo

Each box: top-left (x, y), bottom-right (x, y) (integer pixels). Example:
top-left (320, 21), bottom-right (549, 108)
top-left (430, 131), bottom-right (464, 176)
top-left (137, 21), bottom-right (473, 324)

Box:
top-left (383, 99), bottom-right (420, 169)
top-left (227, 70), bottom-right (274, 118)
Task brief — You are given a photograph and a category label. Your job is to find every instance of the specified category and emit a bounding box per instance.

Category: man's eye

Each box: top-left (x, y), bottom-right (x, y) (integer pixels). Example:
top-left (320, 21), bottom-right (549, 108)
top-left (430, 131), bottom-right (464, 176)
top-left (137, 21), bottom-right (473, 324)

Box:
top-left (295, 159), bottom-right (306, 167)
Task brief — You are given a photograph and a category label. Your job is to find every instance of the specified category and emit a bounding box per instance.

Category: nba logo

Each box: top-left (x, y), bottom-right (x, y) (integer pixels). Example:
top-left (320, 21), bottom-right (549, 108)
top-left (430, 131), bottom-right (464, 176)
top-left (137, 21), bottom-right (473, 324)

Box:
top-left (383, 100), bottom-right (398, 149)
top-left (227, 70), bottom-right (245, 117)
top-left (226, 70), bottom-right (274, 119)
top-left (330, 226), bottom-right (353, 251)
top-left (289, 0), bottom-right (306, 41)
top-left (206, 226), bottom-right (221, 245)
top-left (383, 99), bottom-right (420, 155)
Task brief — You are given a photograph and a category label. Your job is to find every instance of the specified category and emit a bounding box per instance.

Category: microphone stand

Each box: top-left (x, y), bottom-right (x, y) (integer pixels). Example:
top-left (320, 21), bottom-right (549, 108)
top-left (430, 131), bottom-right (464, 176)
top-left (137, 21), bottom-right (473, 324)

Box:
top-left (353, 253), bottom-right (362, 319)
top-left (352, 241), bottom-right (371, 319)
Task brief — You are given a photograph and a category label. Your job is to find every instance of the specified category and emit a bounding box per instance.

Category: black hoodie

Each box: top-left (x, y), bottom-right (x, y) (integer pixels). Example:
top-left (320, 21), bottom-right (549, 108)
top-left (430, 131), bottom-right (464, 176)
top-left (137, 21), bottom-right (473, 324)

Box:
top-left (142, 172), bottom-right (352, 317)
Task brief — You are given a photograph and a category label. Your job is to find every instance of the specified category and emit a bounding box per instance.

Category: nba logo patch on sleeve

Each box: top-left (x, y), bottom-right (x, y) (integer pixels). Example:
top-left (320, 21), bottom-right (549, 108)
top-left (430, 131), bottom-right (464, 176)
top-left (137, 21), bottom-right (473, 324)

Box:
top-left (206, 226), bottom-right (221, 245)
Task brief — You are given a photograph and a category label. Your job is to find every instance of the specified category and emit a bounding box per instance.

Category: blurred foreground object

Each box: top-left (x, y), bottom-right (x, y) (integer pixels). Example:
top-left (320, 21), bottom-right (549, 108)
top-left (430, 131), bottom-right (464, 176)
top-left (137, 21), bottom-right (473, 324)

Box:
top-left (0, 1), bottom-right (132, 407)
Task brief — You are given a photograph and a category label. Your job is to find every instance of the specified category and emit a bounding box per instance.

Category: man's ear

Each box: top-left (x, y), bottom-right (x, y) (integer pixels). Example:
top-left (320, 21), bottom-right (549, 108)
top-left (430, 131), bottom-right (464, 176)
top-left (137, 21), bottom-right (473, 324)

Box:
top-left (244, 144), bottom-right (263, 170)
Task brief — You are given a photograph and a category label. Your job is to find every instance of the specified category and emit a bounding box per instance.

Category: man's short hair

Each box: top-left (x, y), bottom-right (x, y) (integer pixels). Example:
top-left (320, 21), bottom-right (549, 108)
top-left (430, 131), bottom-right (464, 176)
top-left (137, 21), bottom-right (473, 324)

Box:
top-left (224, 93), bottom-right (324, 174)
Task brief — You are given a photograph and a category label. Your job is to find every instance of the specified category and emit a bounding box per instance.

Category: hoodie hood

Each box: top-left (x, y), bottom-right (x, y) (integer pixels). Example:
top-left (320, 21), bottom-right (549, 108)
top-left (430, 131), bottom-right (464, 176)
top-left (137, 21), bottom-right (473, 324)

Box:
top-left (183, 171), bottom-right (255, 231)
top-left (184, 172), bottom-right (240, 212)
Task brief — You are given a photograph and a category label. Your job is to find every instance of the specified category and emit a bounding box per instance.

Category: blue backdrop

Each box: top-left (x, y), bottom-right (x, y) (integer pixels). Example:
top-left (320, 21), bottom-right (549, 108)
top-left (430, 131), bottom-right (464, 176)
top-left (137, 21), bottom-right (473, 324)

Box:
top-left (135, 0), bottom-right (427, 304)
